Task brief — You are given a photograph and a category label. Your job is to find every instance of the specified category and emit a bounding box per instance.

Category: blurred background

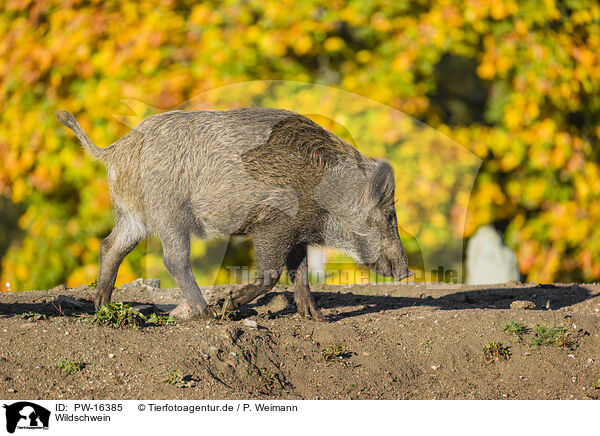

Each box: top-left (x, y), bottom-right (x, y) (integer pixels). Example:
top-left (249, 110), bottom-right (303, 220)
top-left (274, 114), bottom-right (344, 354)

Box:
top-left (1, 0), bottom-right (599, 291)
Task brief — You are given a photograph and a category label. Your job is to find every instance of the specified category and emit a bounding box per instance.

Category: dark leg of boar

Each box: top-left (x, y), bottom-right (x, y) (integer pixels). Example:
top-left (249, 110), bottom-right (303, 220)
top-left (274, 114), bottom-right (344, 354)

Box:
top-left (224, 231), bottom-right (287, 309)
top-left (94, 213), bottom-right (147, 309)
top-left (286, 245), bottom-right (326, 321)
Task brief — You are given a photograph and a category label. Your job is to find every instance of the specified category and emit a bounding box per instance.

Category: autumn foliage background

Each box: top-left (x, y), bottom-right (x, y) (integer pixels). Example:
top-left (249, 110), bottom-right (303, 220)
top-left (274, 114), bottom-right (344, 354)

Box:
top-left (1, 0), bottom-right (599, 291)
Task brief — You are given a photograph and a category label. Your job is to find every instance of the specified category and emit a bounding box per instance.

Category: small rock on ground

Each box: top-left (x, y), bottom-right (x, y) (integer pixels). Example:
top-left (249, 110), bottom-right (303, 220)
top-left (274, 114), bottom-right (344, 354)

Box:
top-left (119, 278), bottom-right (161, 290)
top-left (50, 284), bottom-right (69, 293)
top-left (170, 303), bottom-right (208, 320)
top-left (510, 300), bottom-right (536, 310)
top-left (72, 285), bottom-right (90, 293)
top-left (242, 319), bottom-right (258, 328)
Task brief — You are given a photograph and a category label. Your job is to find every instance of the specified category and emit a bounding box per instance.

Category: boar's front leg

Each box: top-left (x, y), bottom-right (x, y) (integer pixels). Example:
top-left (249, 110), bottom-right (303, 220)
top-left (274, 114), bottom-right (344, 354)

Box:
top-left (225, 231), bottom-right (287, 309)
top-left (160, 231), bottom-right (210, 319)
top-left (286, 245), bottom-right (326, 322)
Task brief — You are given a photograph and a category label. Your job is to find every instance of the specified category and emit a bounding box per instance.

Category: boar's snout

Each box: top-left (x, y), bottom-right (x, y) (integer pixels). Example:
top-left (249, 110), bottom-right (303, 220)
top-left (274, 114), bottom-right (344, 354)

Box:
top-left (394, 268), bottom-right (413, 281)
top-left (370, 250), bottom-right (412, 282)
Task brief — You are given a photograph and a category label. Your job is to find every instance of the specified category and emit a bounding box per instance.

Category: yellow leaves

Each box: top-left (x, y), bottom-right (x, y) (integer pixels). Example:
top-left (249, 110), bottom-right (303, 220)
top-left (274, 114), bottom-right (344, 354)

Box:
top-left (114, 259), bottom-right (138, 288)
top-left (86, 237), bottom-right (100, 253)
top-left (259, 33), bottom-right (287, 57)
top-left (559, 82), bottom-right (572, 99)
top-left (534, 247), bottom-right (560, 283)
top-left (504, 93), bottom-right (544, 130)
top-left (15, 263), bottom-right (29, 283)
top-left (490, 1), bottom-right (510, 20)
top-left (523, 178), bottom-right (547, 205)
top-left (395, 96), bottom-right (428, 115)
top-left (190, 239), bottom-right (207, 258)
top-left (323, 36), bottom-right (345, 52)
top-left (514, 20), bottom-right (528, 35)
top-left (294, 35), bottom-right (313, 56)
top-left (464, 0), bottom-right (517, 28)
top-left (29, 165), bottom-right (53, 192)
top-left (419, 229), bottom-right (437, 248)
top-left (464, 0), bottom-right (488, 23)
top-left (356, 50), bottom-right (371, 64)
top-left (440, 5), bottom-right (463, 27)
top-left (370, 13), bottom-right (391, 32)
top-left (338, 5), bottom-right (360, 26)
top-left (431, 212), bottom-right (446, 229)
top-left (477, 60), bottom-right (495, 80)
top-left (550, 146), bottom-right (568, 169)
top-left (536, 119), bottom-right (556, 142)
top-left (499, 150), bottom-right (521, 172)
top-left (10, 178), bottom-right (28, 203)
top-left (392, 52), bottom-right (414, 72)
top-left (504, 106), bottom-right (522, 130)
top-left (66, 264), bottom-right (97, 288)
top-left (525, 101), bottom-right (539, 123)
top-left (575, 3), bottom-right (600, 24)
top-left (572, 46), bottom-right (596, 68)
top-left (479, 181), bottom-right (507, 206)
top-left (582, 162), bottom-right (600, 196)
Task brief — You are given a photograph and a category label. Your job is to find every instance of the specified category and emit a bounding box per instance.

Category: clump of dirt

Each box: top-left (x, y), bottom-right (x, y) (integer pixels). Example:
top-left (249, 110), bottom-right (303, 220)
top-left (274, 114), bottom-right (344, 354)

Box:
top-left (1, 282), bottom-right (599, 399)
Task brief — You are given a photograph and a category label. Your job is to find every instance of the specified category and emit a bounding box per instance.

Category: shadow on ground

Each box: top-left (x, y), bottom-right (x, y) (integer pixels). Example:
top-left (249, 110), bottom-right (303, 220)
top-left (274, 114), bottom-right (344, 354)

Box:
top-left (300, 284), bottom-right (592, 321)
top-left (0, 284), bottom-right (594, 321)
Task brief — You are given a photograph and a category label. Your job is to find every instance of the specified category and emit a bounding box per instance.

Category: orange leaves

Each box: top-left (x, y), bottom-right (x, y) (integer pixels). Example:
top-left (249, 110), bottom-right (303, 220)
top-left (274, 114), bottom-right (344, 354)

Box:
top-left (391, 52), bottom-right (415, 73)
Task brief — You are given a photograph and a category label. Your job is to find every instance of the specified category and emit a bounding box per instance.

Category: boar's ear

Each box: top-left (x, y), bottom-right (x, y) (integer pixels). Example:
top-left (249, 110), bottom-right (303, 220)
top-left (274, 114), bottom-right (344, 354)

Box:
top-left (370, 160), bottom-right (395, 204)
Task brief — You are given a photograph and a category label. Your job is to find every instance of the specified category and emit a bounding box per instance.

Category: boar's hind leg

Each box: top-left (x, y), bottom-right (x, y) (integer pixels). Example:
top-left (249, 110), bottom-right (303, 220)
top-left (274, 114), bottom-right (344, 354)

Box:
top-left (286, 245), bottom-right (326, 322)
top-left (160, 231), bottom-right (210, 318)
top-left (225, 232), bottom-right (286, 309)
top-left (95, 214), bottom-right (147, 309)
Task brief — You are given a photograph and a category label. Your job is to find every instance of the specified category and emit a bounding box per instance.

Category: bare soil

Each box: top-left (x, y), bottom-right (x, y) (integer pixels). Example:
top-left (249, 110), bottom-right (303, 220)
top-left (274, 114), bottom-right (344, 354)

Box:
top-left (1, 282), bottom-right (599, 400)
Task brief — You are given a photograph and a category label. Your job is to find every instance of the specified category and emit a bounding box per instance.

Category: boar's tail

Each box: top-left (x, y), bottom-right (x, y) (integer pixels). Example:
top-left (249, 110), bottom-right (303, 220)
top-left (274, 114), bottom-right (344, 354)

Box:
top-left (56, 110), bottom-right (107, 162)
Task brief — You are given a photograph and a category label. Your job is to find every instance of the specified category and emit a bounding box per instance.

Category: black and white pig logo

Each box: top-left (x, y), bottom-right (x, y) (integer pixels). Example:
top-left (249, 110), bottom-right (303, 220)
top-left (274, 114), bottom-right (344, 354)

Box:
top-left (2, 402), bottom-right (50, 433)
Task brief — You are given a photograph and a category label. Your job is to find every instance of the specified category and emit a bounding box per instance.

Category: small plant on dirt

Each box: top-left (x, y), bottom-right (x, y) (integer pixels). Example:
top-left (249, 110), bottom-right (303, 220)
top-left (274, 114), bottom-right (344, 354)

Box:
top-left (421, 339), bottom-right (432, 346)
top-left (501, 321), bottom-right (529, 341)
top-left (57, 359), bottom-right (84, 374)
top-left (213, 298), bottom-right (245, 322)
top-left (163, 369), bottom-right (194, 388)
top-left (218, 307), bottom-right (243, 321)
top-left (18, 311), bottom-right (47, 321)
top-left (483, 342), bottom-right (510, 363)
top-left (530, 324), bottom-right (575, 349)
top-left (322, 345), bottom-right (351, 362)
top-left (91, 302), bottom-right (145, 328)
top-left (594, 377), bottom-right (600, 390)
top-left (148, 313), bottom-right (176, 326)
top-left (246, 366), bottom-right (284, 394)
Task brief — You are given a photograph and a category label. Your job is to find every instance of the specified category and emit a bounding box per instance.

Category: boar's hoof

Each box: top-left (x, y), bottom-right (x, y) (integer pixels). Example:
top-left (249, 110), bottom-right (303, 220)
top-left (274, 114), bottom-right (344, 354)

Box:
top-left (295, 299), bottom-right (327, 322)
top-left (307, 309), bottom-right (327, 322)
top-left (170, 303), bottom-right (211, 320)
top-left (293, 288), bottom-right (327, 322)
top-left (94, 292), bottom-right (111, 311)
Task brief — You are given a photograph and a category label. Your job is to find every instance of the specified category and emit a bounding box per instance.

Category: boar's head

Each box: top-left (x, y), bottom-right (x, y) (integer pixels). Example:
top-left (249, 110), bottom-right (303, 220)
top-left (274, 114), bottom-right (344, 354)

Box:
top-left (315, 158), bottom-right (412, 281)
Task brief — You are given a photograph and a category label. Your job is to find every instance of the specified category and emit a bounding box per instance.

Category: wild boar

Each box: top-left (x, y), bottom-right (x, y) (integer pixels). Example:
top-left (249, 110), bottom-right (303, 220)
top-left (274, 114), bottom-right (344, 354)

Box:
top-left (56, 107), bottom-right (412, 321)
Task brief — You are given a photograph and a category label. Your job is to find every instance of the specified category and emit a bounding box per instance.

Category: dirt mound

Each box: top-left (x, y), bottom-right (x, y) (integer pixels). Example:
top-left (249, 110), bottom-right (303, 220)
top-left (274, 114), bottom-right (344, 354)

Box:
top-left (1, 282), bottom-right (599, 399)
